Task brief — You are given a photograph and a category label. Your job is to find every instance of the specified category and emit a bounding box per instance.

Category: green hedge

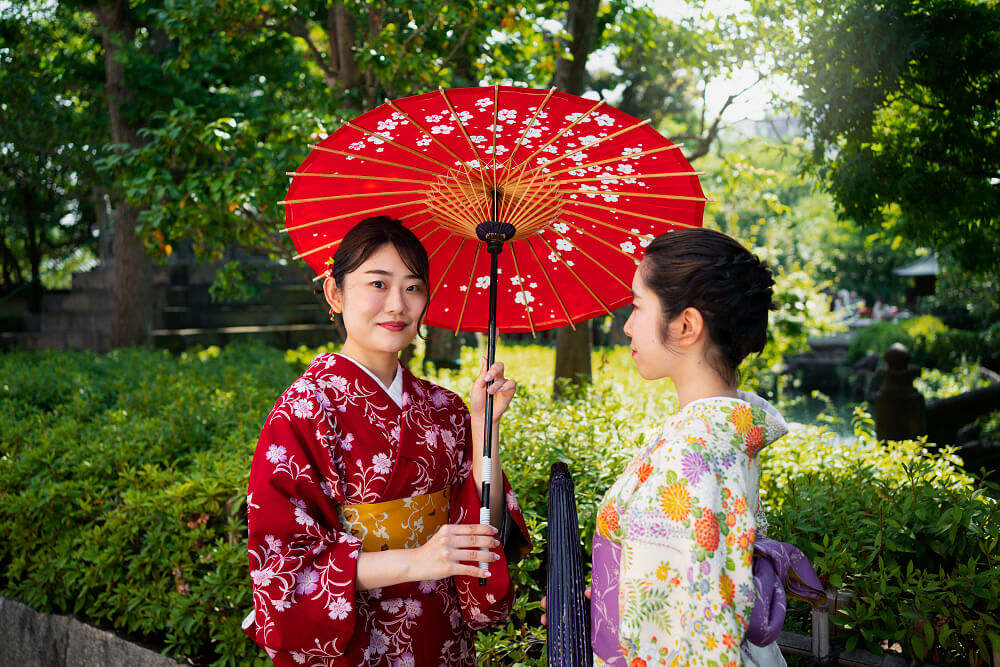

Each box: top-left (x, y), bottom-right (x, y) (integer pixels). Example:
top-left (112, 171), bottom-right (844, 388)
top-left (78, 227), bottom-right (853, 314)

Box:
top-left (1, 343), bottom-right (998, 664)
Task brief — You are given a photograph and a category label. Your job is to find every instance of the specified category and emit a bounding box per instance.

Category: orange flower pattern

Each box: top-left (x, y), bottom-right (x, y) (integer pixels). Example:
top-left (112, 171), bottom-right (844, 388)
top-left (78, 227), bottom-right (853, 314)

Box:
top-left (592, 393), bottom-right (788, 666)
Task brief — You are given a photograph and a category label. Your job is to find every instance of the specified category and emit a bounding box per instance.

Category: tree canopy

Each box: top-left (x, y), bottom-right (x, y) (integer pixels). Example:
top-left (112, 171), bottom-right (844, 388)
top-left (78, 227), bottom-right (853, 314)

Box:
top-left (786, 0), bottom-right (1000, 274)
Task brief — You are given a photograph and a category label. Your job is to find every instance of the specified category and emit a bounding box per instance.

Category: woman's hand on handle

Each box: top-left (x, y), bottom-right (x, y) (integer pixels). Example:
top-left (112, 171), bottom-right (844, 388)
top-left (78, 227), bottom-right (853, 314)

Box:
top-left (470, 355), bottom-right (516, 422)
top-left (355, 523), bottom-right (500, 591)
top-left (412, 523), bottom-right (501, 581)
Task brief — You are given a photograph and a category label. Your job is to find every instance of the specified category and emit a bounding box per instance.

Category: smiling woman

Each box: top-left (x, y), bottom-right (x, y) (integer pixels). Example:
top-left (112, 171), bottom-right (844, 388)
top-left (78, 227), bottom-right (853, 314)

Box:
top-left (243, 217), bottom-right (531, 666)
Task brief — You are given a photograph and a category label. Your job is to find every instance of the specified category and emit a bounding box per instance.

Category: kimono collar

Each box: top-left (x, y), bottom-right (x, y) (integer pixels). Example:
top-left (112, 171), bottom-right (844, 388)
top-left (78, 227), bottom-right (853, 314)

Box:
top-left (333, 353), bottom-right (404, 409)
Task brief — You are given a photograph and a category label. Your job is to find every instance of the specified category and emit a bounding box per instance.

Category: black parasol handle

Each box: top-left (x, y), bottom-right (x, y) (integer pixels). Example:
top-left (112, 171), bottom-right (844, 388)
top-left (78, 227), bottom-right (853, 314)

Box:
top-left (475, 216), bottom-right (515, 585)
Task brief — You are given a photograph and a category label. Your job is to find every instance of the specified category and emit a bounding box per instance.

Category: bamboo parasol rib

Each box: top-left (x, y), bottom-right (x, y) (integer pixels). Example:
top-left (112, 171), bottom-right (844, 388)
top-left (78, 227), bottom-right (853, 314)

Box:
top-left (543, 228), bottom-right (631, 291)
top-left (345, 122), bottom-right (452, 170)
top-left (285, 172), bottom-right (430, 185)
top-left (556, 190), bottom-right (710, 203)
top-left (279, 190), bottom-right (425, 206)
top-left (306, 145), bottom-right (440, 176)
top-left (544, 144), bottom-right (681, 178)
top-left (534, 235), bottom-right (614, 316)
top-left (284, 200), bottom-right (427, 235)
top-left (455, 243), bottom-right (482, 334)
top-left (550, 171), bottom-right (703, 184)
top-left (508, 242), bottom-right (536, 337)
top-left (563, 198), bottom-right (703, 229)
top-left (432, 238), bottom-right (466, 295)
top-left (523, 240), bottom-right (575, 329)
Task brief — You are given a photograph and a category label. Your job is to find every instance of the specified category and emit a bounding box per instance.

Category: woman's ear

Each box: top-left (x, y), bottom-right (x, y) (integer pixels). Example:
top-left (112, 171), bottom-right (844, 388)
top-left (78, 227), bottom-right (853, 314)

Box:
top-left (675, 306), bottom-right (705, 348)
top-left (323, 276), bottom-right (343, 313)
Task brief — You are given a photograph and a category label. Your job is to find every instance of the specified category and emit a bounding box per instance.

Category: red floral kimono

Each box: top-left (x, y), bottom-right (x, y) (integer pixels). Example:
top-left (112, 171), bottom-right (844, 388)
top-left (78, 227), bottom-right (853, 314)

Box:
top-left (244, 353), bottom-right (531, 666)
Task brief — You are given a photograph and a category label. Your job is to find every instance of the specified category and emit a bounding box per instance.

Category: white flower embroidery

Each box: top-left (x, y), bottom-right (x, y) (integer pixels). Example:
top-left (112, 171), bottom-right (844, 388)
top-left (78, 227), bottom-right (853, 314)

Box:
top-left (507, 489), bottom-right (518, 510)
top-left (418, 580), bottom-right (438, 594)
top-left (291, 652), bottom-right (306, 664)
top-left (639, 237), bottom-right (652, 248)
top-left (430, 390), bottom-right (450, 407)
top-left (393, 653), bottom-right (415, 667)
top-left (552, 222), bottom-right (569, 234)
top-left (556, 239), bottom-right (574, 252)
top-left (623, 146), bottom-right (641, 155)
top-left (470, 135), bottom-right (486, 143)
top-left (416, 136), bottom-right (432, 147)
top-left (617, 163), bottom-right (635, 174)
top-left (404, 598), bottom-right (423, 618)
top-left (250, 568), bottom-right (273, 587)
top-left (295, 567), bottom-right (319, 595)
top-left (381, 599), bottom-right (403, 613)
top-left (290, 499), bottom-right (315, 526)
top-left (425, 114), bottom-right (443, 123)
top-left (475, 98), bottom-right (493, 109)
top-left (265, 444), bottom-right (287, 464)
top-left (578, 134), bottom-right (599, 145)
top-left (620, 241), bottom-right (636, 254)
top-left (327, 596), bottom-right (352, 620)
top-left (366, 136), bottom-right (384, 145)
top-left (372, 453), bottom-right (392, 475)
top-left (377, 118), bottom-right (398, 131)
top-left (475, 276), bottom-right (491, 290)
top-left (291, 398), bottom-right (313, 419)
top-left (349, 140), bottom-right (365, 151)
top-left (564, 112), bottom-right (583, 122)
top-left (430, 124), bottom-right (454, 135)
top-left (341, 431), bottom-right (355, 451)
top-left (510, 275), bottom-right (523, 286)
top-left (265, 535), bottom-right (283, 551)
top-left (458, 110), bottom-right (473, 122)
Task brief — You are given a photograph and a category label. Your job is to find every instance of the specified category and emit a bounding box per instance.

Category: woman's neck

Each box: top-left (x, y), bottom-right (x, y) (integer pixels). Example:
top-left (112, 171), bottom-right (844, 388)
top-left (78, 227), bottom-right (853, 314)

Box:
top-left (674, 360), bottom-right (737, 409)
top-left (338, 341), bottom-right (399, 387)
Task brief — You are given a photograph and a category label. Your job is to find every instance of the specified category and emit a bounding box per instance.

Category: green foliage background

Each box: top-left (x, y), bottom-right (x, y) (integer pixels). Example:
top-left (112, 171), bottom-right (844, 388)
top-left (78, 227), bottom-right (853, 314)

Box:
top-left (2, 343), bottom-right (998, 664)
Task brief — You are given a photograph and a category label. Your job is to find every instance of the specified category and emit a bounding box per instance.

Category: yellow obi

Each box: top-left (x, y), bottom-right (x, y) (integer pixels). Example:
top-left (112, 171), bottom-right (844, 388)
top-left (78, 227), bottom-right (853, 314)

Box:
top-left (339, 487), bottom-right (451, 552)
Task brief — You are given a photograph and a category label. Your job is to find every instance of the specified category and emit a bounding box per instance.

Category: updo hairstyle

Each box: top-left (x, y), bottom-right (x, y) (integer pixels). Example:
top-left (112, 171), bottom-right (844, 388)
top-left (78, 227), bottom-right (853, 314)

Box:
top-left (641, 228), bottom-right (775, 386)
top-left (326, 216), bottom-right (431, 337)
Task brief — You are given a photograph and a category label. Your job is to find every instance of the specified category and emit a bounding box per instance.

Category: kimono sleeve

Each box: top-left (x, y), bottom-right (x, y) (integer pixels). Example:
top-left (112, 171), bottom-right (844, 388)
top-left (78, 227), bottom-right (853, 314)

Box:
top-left (617, 414), bottom-right (756, 665)
top-left (448, 398), bottom-right (532, 630)
top-left (245, 380), bottom-right (364, 661)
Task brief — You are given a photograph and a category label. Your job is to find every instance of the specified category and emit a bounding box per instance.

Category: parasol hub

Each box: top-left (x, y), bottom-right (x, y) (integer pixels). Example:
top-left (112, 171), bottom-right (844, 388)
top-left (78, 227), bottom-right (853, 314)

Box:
top-left (428, 164), bottom-right (563, 241)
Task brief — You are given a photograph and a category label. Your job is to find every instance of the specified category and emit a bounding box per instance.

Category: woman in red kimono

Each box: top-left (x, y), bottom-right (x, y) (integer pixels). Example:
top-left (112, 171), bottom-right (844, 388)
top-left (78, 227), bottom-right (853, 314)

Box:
top-left (243, 216), bottom-right (531, 665)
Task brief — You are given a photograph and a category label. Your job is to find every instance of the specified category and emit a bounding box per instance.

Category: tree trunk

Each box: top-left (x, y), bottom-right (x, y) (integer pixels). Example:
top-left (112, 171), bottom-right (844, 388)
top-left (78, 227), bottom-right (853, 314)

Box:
top-left (553, 0), bottom-right (601, 94)
top-left (19, 186), bottom-right (43, 313)
top-left (554, 324), bottom-right (592, 397)
top-left (94, 1), bottom-right (151, 348)
top-left (422, 326), bottom-right (463, 373)
top-left (551, 0), bottom-right (601, 396)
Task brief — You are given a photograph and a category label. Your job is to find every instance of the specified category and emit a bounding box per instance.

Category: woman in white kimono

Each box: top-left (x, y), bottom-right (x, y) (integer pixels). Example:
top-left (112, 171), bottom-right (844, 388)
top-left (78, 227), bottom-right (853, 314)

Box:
top-left (584, 228), bottom-right (789, 666)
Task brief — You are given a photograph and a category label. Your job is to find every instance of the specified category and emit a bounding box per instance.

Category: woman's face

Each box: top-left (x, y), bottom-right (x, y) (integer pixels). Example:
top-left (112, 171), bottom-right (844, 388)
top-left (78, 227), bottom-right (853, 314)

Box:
top-left (623, 262), bottom-right (678, 380)
top-left (330, 243), bottom-right (428, 356)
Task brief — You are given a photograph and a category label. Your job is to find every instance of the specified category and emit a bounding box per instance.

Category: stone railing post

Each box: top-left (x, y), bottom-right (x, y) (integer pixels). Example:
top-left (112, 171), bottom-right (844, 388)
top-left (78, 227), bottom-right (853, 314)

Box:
top-left (873, 343), bottom-right (927, 440)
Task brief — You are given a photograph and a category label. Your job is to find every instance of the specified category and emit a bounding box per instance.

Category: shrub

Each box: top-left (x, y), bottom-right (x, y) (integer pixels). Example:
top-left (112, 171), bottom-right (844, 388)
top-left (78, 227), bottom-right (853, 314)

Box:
top-left (1, 344), bottom-right (998, 664)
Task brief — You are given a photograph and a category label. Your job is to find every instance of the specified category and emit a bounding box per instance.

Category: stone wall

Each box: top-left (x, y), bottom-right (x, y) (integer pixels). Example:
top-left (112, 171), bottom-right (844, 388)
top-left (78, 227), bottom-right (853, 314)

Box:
top-left (0, 597), bottom-right (180, 667)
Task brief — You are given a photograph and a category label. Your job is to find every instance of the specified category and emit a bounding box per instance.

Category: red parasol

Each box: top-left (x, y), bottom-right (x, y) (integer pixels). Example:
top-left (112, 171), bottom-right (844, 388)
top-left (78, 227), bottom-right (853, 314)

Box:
top-left (282, 85), bottom-right (706, 584)
top-left (283, 85), bottom-right (706, 335)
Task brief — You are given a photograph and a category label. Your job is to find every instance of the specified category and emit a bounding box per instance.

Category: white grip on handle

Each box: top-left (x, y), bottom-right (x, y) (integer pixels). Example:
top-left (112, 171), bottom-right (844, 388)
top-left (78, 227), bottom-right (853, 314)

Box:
top-left (479, 506), bottom-right (492, 571)
top-left (480, 457), bottom-right (493, 484)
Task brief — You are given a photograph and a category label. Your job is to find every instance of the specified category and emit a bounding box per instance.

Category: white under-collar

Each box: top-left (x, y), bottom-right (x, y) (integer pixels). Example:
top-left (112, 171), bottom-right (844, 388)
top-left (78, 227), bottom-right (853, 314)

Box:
top-left (333, 353), bottom-right (403, 408)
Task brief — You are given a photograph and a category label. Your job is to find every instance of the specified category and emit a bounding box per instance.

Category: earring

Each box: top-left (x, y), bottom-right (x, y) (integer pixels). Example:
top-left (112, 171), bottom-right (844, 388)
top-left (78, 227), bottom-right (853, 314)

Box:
top-left (329, 307), bottom-right (335, 322)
